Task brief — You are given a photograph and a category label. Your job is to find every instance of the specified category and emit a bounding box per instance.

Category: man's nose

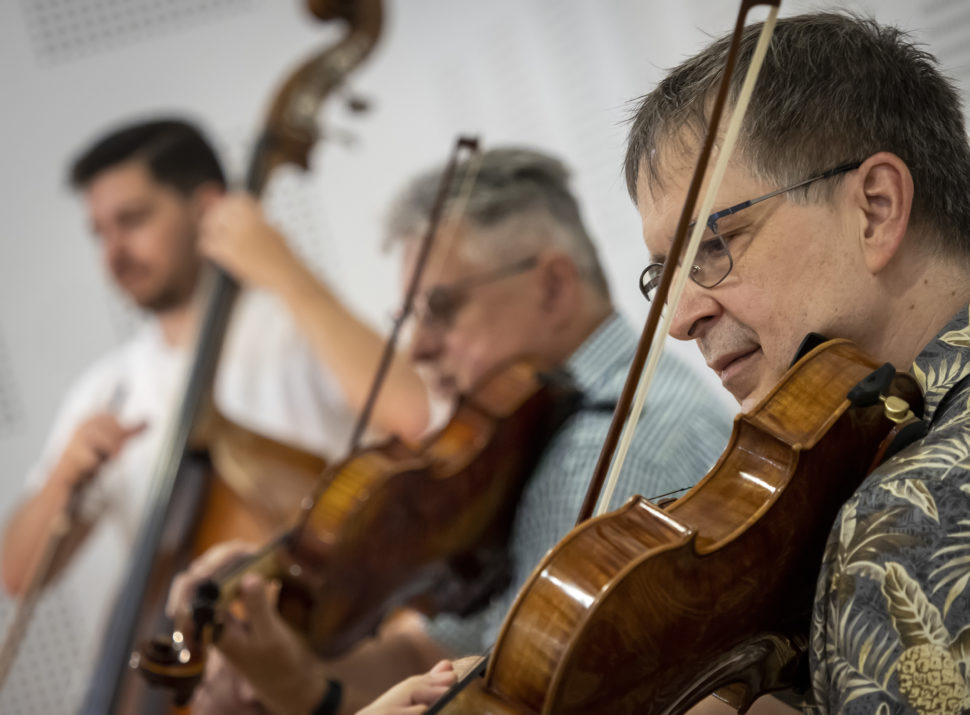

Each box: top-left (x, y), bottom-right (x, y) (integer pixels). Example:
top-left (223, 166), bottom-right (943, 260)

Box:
top-left (408, 319), bottom-right (444, 364)
top-left (100, 229), bottom-right (125, 262)
top-left (668, 279), bottom-right (722, 341)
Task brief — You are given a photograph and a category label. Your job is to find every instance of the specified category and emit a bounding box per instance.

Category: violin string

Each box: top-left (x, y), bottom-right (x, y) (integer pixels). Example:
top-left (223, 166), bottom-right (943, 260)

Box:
top-left (594, 7), bottom-right (779, 518)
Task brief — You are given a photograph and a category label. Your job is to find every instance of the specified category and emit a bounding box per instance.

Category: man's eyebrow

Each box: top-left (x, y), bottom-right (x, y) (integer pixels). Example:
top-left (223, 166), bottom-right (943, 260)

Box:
top-left (650, 217), bottom-right (700, 265)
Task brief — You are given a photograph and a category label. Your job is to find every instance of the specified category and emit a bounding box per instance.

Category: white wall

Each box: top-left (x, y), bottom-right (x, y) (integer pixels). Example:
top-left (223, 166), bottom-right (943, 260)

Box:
top-left (0, 1), bottom-right (965, 711)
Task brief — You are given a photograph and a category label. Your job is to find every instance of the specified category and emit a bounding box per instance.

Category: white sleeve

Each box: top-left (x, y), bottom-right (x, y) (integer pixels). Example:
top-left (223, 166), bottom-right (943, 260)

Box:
top-left (215, 290), bottom-right (359, 460)
top-left (23, 355), bottom-right (126, 522)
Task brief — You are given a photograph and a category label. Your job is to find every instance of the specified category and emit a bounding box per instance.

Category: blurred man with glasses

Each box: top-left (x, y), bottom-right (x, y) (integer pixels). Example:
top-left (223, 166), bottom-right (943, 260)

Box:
top-left (168, 147), bottom-right (733, 714)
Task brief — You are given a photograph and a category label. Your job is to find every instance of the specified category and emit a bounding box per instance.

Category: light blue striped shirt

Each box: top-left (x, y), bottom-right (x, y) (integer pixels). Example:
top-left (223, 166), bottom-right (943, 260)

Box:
top-left (426, 312), bottom-right (733, 654)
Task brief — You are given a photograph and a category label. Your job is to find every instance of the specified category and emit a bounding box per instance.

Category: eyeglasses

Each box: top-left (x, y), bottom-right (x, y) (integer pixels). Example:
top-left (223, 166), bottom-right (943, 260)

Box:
top-left (408, 255), bottom-right (539, 330)
top-left (639, 160), bottom-right (862, 302)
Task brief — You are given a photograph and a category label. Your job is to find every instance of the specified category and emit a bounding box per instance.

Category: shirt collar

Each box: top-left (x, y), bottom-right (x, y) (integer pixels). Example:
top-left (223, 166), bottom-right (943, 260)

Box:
top-left (565, 312), bottom-right (634, 396)
top-left (911, 305), bottom-right (970, 421)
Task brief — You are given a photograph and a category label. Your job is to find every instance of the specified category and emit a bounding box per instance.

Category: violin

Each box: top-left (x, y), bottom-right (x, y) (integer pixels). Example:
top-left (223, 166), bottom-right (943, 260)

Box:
top-left (80, 3), bottom-right (383, 713)
top-left (139, 357), bottom-right (581, 703)
top-left (432, 339), bottom-right (923, 713)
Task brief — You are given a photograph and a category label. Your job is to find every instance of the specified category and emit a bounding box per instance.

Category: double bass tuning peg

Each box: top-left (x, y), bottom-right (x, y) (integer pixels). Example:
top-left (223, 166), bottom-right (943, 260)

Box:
top-left (344, 93), bottom-right (370, 113)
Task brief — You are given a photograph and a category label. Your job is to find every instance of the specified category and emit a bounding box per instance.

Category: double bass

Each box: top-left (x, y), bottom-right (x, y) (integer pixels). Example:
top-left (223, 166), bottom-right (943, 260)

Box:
top-left (81, 2), bottom-right (383, 712)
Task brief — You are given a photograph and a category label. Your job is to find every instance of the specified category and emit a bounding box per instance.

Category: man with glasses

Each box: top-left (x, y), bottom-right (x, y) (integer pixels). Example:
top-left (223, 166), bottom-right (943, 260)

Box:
top-left (168, 147), bottom-right (732, 714)
top-left (623, 11), bottom-right (970, 714)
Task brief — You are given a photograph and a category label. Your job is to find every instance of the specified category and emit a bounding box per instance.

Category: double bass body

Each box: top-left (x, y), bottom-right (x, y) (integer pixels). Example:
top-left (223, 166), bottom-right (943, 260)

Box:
top-left (443, 339), bottom-right (923, 714)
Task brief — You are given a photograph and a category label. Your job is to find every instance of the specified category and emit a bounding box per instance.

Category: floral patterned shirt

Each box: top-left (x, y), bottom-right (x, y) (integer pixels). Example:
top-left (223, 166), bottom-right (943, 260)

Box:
top-left (809, 307), bottom-right (970, 714)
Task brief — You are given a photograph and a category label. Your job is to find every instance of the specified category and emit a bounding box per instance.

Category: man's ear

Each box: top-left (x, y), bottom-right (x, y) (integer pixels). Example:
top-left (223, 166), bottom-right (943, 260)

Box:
top-left (539, 251), bottom-right (580, 318)
top-left (854, 151), bottom-right (914, 275)
top-left (189, 181), bottom-right (225, 215)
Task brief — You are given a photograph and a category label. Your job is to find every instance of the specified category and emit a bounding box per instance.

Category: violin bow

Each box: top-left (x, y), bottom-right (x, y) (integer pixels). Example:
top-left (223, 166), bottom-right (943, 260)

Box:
top-left (579, 0), bottom-right (781, 522)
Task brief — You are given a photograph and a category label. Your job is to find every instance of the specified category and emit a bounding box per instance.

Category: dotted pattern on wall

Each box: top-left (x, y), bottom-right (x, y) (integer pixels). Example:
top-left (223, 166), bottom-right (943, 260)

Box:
top-left (0, 587), bottom-right (86, 715)
top-left (0, 329), bottom-right (25, 441)
top-left (17, 0), bottom-right (257, 67)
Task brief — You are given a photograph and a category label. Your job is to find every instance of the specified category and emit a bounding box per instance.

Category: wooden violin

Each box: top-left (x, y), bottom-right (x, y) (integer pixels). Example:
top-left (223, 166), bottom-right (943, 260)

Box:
top-left (433, 339), bottom-right (923, 714)
top-left (138, 357), bottom-right (580, 704)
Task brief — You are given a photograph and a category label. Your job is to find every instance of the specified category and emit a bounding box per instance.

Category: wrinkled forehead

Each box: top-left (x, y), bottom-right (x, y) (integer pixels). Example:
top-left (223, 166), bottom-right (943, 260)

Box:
top-left (633, 135), bottom-right (764, 258)
top-left (397, 219), bottom-right (488, 292)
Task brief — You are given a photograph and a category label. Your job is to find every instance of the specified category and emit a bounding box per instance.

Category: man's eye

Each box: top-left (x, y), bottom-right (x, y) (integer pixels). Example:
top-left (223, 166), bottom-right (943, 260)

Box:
top-left (697, 237), bottom-right (730, 258)
top-left (118, 209), bottom-right (151, 230)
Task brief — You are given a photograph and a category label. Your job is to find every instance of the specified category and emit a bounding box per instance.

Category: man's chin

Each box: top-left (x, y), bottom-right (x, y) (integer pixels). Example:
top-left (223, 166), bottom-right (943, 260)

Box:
top-left (736, 374), bottom-right (783, 414)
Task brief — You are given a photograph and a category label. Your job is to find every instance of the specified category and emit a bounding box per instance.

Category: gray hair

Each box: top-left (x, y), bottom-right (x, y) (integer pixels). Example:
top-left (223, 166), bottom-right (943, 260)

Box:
top-left (386, 147), bottom-right (611, 298)
top-left (624, 12), bottom-right (970, 259)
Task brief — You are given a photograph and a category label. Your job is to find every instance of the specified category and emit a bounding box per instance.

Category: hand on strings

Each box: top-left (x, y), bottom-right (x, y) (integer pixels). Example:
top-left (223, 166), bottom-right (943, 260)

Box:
top-left (199, 194), bottom-right (304, 293)
top-left (168, 554), bottom-right (333, 715)
top-left (166, 539), bottom-right (258, 637)
top-left (356, 660), bottom-right (457, 715)
top-left (212, 572), bottom-right (333, 715)
top-left (50, 412), bottom-right (146, 494)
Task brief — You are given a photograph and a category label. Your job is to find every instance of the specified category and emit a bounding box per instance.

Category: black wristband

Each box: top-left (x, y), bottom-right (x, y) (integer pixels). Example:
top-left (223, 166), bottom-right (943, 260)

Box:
top-left (311, 678), bottom-right (343, 715)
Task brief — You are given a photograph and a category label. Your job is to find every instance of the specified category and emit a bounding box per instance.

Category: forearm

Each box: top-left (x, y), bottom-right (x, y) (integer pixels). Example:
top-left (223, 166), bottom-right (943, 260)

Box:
top-left (274, 265), bottom-right (430, 442)
top-left (326, 627), bottom-right (451, 714)
top-left (1, 479), bottom-right (90, 595)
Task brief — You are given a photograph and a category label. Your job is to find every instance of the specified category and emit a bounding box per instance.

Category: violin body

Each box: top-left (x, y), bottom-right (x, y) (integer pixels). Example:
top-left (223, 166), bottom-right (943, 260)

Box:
top-left (268, 360), bottom-right (580, 657)
top-left (439, 339), bottom-right (922, 714)
top-left (137, 359), bottom-right (580, 698)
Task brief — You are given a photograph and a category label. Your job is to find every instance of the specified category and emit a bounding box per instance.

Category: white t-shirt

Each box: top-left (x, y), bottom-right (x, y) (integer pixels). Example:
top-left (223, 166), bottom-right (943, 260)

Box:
top-left (18, 289), bottom-right (359, 708)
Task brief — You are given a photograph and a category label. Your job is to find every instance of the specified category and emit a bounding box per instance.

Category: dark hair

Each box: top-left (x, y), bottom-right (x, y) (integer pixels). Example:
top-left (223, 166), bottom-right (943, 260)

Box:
top-left (69, 118), bottom-right (226, 195)
top-left (624, 12), bottom-right (970, 257)
top-left (386, 147), bottom-right (611, 298)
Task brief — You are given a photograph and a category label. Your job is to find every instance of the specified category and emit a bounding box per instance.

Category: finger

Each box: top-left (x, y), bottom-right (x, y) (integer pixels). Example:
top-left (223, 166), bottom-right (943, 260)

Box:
top-left (237, 573), bottom-right (281, 642)
top-left (69, 443), bottom-right (104, 477)
top-left (166, 541), bottom-right (254, 620)
top-left (166, 569), bottom-right (188, 619)
top-left (85, 417), bottom-right (130, 460)
top-left (429, 660), bottom-right (454, 675)
top-left (213, 612), bottom-right (251, 662)
top-left (409, 683), bottom-right (453, 706)
top-left (193, 541), bottom-right (258, 580)
top-left (451, 655), bottom-right (482, 679)
top-left (122, 420), bottom-right (149, 439)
